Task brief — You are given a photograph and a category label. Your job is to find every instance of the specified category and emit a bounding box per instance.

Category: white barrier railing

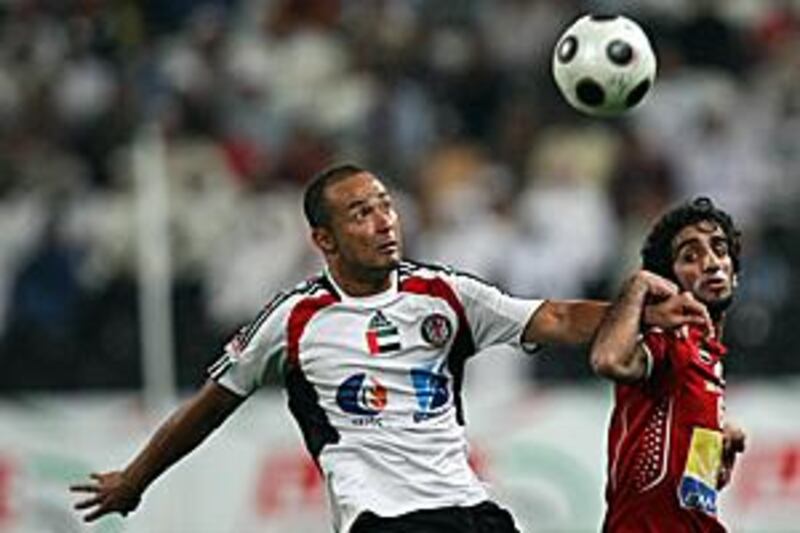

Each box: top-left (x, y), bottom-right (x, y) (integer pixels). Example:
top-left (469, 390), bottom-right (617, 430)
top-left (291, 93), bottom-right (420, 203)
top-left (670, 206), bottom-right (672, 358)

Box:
top-left (1, 382), bottom-right (798, 533)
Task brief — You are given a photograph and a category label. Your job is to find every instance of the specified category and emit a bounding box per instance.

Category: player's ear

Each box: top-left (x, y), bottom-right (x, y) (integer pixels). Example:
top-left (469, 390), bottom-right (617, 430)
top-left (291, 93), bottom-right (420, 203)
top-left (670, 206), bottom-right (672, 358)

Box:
top-left (732, 273), bottom-right (738, 288)
top-left (312, 226), bottom-right (337, 255)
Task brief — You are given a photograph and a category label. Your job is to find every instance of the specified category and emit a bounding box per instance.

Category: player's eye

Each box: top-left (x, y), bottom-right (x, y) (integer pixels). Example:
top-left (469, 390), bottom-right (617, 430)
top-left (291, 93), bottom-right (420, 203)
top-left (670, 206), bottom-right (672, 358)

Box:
top-left (712, 240), bottom-right (729, 257)
top-left (679, 249), bottom-right (698, 264)
top-left (354, 205), bottom-right (373, 220)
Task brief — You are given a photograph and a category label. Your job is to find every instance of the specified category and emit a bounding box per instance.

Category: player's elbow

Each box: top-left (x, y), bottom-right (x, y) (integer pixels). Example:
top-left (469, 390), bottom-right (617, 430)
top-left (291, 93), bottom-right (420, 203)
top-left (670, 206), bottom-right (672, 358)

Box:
top-left (590, 349), bottom-right (641, 383)
top-left (590, 348), bottom-right (616, 377)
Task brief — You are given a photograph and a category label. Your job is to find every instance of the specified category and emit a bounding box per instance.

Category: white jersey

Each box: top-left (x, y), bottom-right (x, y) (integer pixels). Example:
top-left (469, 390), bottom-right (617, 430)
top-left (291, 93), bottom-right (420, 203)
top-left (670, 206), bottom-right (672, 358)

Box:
top-left (208, 261), bottom-right (543, 532)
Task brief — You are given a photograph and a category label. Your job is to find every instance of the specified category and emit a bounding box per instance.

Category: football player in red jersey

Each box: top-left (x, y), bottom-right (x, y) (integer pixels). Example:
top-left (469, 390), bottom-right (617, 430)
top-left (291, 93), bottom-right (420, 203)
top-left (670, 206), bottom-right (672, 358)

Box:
top-left (591, 197), bottom-right (747, 532)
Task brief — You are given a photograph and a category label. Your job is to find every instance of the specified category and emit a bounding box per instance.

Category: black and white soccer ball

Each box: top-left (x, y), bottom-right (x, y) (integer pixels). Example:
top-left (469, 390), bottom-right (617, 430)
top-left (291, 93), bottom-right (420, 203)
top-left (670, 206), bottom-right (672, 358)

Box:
top-left (552, 14), bottom-right (657, 117)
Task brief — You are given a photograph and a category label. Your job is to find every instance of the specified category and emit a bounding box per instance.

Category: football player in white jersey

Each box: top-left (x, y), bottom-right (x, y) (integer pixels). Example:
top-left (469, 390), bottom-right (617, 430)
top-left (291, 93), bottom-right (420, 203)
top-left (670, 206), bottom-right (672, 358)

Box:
top-left (71, 164), bottom-right (712, 532)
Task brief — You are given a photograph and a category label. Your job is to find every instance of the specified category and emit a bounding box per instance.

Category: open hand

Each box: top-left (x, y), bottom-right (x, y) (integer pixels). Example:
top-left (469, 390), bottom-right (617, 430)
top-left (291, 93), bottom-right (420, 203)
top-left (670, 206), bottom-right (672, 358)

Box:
top-left (70, 471), bottom-right (141, 522)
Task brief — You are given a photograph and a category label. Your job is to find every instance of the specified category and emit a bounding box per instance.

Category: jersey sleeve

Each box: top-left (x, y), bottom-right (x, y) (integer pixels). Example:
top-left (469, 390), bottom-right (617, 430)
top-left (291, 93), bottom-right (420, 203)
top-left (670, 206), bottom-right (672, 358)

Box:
top-left (450, 272), bottom-right (544, 352)
top-left (640, 328), bottom-right (671, 380)
top-left (206, 296), bottom-right (292, 397)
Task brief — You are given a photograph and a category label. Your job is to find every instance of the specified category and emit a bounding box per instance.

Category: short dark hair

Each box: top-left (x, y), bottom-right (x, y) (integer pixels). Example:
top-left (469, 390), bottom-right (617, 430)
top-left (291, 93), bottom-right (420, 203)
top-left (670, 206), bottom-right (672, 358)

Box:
top-left (641, 196), bottom-right (742, 281)
top-left (303, 163), bottom-right (367, 228)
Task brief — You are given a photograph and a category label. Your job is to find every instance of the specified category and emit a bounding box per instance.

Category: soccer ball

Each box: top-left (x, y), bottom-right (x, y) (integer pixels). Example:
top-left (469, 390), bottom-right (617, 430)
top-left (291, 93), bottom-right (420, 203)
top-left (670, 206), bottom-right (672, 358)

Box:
top-left (552, 14), bottom-right (657, 117)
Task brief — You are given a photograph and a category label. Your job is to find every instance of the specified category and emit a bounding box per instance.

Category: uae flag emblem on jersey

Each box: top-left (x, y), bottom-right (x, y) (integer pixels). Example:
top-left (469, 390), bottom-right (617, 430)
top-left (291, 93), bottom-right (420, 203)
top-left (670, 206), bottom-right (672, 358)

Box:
top-left (366, 311), bottom-right (401, 355)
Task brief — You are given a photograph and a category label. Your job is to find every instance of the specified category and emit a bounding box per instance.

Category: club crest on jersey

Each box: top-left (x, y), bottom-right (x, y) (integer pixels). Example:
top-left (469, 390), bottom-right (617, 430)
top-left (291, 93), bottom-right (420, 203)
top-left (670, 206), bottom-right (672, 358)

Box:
top-left (421, 313), bottom-right (452, 348)
top-left (698, 348), bottom-right (713, 364)
top-left (336, 373), bottom-right (388, 416)
top-left (365, 311), bottom-right (401, 355)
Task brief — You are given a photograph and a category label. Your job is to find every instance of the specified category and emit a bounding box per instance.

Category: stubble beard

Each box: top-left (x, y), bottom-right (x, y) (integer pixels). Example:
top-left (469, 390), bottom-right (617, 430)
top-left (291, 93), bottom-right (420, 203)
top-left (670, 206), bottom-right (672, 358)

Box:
top-left (704, 294), bottom-right (734, 322)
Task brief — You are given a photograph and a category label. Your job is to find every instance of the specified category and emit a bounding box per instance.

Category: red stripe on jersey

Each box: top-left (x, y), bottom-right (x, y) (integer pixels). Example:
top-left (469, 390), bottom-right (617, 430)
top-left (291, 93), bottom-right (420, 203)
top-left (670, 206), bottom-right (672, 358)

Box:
top-left (400, 276), bottom-right (468, 327)
top-left (287, 294), bottom-right (338, 367)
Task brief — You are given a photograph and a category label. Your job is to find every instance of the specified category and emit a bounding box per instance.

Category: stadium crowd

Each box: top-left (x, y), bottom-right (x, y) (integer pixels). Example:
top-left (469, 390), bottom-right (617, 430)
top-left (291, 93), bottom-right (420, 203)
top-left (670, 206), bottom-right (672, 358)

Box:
top-left (1, 0), bottom-right (799, 390)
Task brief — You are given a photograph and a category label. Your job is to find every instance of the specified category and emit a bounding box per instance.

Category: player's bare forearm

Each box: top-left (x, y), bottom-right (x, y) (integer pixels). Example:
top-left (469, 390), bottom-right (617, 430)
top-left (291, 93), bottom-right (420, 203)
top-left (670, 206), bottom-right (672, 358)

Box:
top-left (123, 381), bottom-right (243, 492)
top-left (524, 271), bottom-right (711, 350)
top-left (71, 380), bottom-right (243, 522)
top-left (524, 300), bottom-right (610, 345)
top-left (590, 276), bottom-right (650, 382)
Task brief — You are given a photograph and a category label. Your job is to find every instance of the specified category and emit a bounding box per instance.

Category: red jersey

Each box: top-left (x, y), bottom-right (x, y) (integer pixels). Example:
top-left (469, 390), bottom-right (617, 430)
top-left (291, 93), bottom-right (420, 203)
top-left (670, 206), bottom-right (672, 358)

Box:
top-left (603, 325), bottom-right (728, 533)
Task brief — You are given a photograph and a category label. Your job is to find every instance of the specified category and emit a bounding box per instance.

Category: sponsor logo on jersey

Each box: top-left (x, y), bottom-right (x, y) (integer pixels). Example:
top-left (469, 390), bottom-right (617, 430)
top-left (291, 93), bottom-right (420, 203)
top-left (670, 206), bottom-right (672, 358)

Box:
top-left (365, 311), bottom-right (401, 355)
top-left (420, 313), bottom-right (453, 348)
top-left (410, 363), bottom-right (449, 422)
top-left (678, 427), bottom-right (722, 516)
top-left (336, 373), bottom-right (388, 416)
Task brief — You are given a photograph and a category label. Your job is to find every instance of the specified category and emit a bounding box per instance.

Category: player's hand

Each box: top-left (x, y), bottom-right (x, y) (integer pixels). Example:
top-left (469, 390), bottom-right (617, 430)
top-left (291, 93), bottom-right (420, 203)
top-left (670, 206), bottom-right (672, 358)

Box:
top-left (623, 270), bottom-right (710, 333)
top-left (643, 291), bottom-right (714, 336)
top-left (70, 471), bottom-right (142, 522)
top-left (644, 291), bottom-right (713, 332)
top-left (718, 422), bottom-right (746, 489)
top-left (633, 270), bottom-right (679, 299)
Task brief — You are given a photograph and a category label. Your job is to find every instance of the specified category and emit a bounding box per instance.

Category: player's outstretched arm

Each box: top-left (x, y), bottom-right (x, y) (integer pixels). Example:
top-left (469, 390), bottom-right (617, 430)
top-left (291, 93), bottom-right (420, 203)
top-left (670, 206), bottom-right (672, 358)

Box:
top-left (589, 271), bottom-right (711, 382)
top-left (70, 380), bottom-right (244, 522)
top-left (522, 273), bottom-right (711, 348)
top-left (523, 299), bottom-right (610, 346)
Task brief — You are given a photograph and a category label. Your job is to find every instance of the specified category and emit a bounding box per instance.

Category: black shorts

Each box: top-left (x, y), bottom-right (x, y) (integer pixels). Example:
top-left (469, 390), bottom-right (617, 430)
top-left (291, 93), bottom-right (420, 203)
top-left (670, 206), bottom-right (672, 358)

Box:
top-left (349, 500), bottom-right (521, 533)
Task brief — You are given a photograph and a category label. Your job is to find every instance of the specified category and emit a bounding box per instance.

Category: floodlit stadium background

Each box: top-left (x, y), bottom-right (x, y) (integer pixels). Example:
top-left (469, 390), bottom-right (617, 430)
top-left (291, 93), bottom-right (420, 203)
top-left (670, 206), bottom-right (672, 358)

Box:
top-left (1, 1), bottom-right (799, 531)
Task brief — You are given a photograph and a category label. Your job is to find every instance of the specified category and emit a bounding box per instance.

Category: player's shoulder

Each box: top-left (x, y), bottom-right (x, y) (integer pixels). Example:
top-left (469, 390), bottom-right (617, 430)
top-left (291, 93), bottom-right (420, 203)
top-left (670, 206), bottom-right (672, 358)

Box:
top-left (399, 260), bottom-right (492, 286)
top-left (260, 273), bottom-right (338, 315)
top-left (399, 259), bottom-right (454, 279)
top-left (640, 325), bottom-right (694, 360)
top-left (642, 326), bottom-right (670, 344)
top-left (235, 274), bottom-right (336, 347)
top-left (643, 325), bottom-right (698, 342)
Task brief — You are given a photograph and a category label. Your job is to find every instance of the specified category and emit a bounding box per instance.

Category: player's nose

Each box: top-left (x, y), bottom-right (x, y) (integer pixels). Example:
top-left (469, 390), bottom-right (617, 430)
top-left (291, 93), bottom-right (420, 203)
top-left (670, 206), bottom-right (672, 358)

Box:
top-left (702, 251), bottom-right (721, 272)
top-left (373, 209), bottom-right (395, 234)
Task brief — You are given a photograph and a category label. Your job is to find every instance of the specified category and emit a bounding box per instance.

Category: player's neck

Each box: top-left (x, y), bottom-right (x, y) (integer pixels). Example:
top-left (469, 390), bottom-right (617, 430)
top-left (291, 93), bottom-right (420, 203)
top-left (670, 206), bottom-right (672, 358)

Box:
top-left (326, 262), bottom-right (393, 297)
top-left (714, 320), bottom-right (725, 339)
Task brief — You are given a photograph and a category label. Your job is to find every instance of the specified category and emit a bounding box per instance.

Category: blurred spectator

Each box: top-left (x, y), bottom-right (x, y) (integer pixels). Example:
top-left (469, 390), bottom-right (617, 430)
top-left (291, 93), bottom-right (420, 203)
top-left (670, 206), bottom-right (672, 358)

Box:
top-left (1, 205), bottom-right (84, 389)
top-left (2, 0), bottom-right (800, 390)
top-left (602, 126), bottom-right (676, 288)
top-left (504, 124), bottom-right (619, 297)
top-left (478, 0), bottom-right (572, 73)
top-left (678, 0), bottom-right (750, 72)
top-left (412, 141), bottom-right (516, 280)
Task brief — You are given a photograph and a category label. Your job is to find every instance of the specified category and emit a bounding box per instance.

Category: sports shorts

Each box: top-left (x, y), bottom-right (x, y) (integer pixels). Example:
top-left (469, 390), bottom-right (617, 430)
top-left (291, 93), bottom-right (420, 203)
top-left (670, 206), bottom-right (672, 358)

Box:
top-left (349, 500), bottom-right (521, 533)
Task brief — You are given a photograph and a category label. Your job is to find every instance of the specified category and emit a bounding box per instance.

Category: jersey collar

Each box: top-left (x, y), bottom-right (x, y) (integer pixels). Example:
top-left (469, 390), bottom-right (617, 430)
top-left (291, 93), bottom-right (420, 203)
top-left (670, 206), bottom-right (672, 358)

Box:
top-left (323, 267), bottom-right (400, 307)
top-left (687, 325), bottom-right (728, 357)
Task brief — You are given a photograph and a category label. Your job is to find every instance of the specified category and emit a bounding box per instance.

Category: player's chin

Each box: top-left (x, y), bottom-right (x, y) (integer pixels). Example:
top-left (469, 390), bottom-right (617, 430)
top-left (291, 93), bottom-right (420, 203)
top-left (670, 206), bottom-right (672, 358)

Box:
top-left (702, 287), bottom-right (733, 304)
top-left (362, 254), bottom-right (399, 272)
top-left (379, 255), bottom-right (401, 269)
top-left (702, 291), bottom-right (735, 316)
top-left (374, 249), bottom-right (401, 266)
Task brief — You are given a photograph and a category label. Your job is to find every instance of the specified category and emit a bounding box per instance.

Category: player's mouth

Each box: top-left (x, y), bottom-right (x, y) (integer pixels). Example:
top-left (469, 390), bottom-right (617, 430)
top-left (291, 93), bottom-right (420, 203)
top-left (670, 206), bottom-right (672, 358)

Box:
top-left (702, 274), bottom-right (729, 293)
top-left (377, 240), bottom-right (399, 255)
